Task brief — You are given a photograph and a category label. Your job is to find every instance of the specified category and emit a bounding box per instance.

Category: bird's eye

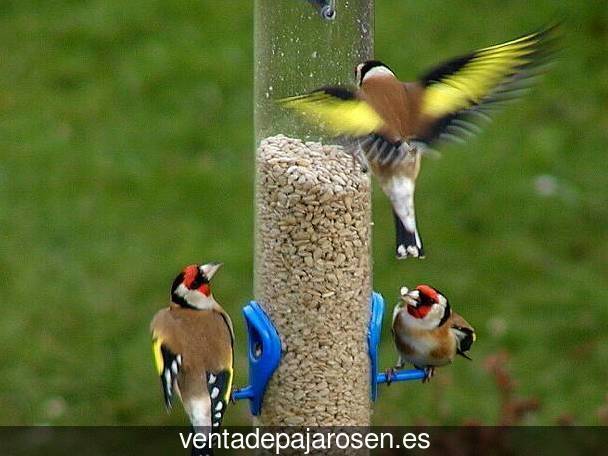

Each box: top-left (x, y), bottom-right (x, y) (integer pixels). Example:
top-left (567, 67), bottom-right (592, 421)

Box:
top-left (419, 294), bottom-right (434, 306)
top-left (190, 275), bottom-right (203, 290)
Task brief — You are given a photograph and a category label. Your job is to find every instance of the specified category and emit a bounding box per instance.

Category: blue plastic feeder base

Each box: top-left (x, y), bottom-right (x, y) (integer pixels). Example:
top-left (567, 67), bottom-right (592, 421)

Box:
top-left (233, 293), bottom-right (428, 412)
top-left (230, 301), bottom-right (282, 416)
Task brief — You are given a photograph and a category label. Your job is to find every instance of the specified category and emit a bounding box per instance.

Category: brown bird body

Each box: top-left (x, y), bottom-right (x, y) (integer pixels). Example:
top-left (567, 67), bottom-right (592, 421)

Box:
top-left (151, 262), bottom-right (234, 436)
top-left (391, 285), bottom-right (475, 382)
top-left (358, 76), bottom-right (423, 142)
top-left (151, 305), bottom-right (233, 410)
top-left (352, 66), bottom-right (425, 169)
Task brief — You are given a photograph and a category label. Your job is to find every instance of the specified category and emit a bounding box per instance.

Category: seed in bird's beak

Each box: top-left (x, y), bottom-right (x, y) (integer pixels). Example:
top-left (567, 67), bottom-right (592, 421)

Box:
top-left (403, 289), bottom-right (421, 306)
top-left (400, 287), bottom-right (420, 306)
top-left (200, 262), bottom-right (223, 280)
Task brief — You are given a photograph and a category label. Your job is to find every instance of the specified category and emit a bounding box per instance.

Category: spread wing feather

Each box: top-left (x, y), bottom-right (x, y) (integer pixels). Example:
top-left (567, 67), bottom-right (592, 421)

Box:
top-left (279, 87), bottom-right (385, 137)
top-left (354, 134), bottom-right (416, 168)
top-left (416, 26), bottom-right (558, 145)
top-left (280, 88), bottom-right (408, 169)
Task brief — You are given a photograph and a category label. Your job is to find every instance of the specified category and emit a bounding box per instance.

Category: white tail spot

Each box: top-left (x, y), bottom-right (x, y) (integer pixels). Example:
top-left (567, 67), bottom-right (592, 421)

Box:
top-left (406, 246), bottom-right (420, 257)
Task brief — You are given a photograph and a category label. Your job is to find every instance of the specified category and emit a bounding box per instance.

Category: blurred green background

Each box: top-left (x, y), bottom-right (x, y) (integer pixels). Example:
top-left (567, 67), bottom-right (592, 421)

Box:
top-left (1, 0), bottom-right (606, 426)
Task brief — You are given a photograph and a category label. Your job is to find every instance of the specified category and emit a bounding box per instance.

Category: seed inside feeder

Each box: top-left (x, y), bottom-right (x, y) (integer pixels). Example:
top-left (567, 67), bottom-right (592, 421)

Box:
top-left (255, 134), bottom-right (372, 426)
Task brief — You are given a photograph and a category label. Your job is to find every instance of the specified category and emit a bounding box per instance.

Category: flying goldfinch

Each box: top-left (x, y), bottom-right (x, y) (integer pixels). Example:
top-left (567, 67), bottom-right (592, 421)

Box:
top-left (151, 263), bottom-right (233, 454)
top-left (281, 27), bottom-right (557, 259)
top-left (390, 285), bottom-right (476, 383)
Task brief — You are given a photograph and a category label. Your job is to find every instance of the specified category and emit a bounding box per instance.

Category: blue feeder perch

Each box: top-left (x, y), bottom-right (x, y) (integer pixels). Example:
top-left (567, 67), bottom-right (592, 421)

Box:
top-left (231, 301), bottom-right (282, 415)
top-left (368, 292), bottom-right (426, 401)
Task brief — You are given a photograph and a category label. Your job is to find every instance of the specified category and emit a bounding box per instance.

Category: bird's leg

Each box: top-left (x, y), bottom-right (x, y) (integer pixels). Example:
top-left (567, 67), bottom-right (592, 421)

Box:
top-left (385, 356), bottom-right (407, 386)
top-left (385, 368), bottom-right (396, 386)
top-left (422, 367), bottom-right (435, 384)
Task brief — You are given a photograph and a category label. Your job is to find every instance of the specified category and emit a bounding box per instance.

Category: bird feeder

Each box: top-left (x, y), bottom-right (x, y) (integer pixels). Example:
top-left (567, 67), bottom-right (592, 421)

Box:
top-left (253, 0), bottom-right (374, 426)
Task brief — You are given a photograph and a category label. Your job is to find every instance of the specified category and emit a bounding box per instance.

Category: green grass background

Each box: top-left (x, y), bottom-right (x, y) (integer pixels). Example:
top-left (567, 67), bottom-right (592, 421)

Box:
top-left (0, 0), bottom-right (606, 425)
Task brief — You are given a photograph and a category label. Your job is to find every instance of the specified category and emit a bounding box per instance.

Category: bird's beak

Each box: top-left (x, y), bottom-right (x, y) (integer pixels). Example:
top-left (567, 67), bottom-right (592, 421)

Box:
top-left (200, 262), bottom-right (223, 280)
top-left (401, 289), bottom-right (420, 307)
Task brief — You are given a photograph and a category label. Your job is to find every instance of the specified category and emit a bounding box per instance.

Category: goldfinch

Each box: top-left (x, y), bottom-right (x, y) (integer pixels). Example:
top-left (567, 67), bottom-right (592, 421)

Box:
top-left (150, 263), bottom-right (233, 448)
top-left (390, 285), bottom-right (475, 383)
top-left (281, 27), bottom-right (557, 259)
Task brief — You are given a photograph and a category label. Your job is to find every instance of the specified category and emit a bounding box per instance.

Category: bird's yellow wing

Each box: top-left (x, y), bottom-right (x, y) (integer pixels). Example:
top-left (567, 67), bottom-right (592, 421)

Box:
top-left (279, 87), bottom-right (385, 137)
top-left (416, 26), bottom-right (557, 145)
top-left (152, 338), bottom-right (164, 375)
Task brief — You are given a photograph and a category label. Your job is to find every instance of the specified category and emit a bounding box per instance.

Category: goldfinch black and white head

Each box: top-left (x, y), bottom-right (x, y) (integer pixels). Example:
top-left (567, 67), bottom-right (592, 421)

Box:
top-left (282, 26), bottom-right (558, 260)
top-left (399, 284), bottom-right (451, 329)
top-left (355, 60), bottom-right (395, 86)
top-left (170, 263), bottom-right (223, 310)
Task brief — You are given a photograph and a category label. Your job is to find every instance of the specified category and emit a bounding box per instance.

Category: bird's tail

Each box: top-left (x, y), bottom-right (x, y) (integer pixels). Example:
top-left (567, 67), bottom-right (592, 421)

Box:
top-left (189, 426), bottom-right (214, 456)
top-left (394, 211), bottom-right (424, 259)
top-left (191, 444), bottom-right (213, 456)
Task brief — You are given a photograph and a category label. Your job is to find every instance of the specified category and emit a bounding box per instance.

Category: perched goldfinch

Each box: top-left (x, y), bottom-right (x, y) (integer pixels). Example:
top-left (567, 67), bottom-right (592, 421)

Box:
top-left (150, 263), bottom-right (233, 441)
top-left (390, 285), bottom-right (475, 383)
top-left (281, 27), bottom-right (557, 259)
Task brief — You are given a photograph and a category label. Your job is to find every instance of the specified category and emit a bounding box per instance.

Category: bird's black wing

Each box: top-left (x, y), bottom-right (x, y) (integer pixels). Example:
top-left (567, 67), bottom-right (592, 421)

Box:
top-left (451, 325), bottom-right (476, 360)
top-left (206, 310), bottom-right (234, 429)
top-left (206, 370), bottom-right (233, 428)
top-left (414, 26), bottom-right (558, 146)
top-left (152, 338), bottom-right (182, 410)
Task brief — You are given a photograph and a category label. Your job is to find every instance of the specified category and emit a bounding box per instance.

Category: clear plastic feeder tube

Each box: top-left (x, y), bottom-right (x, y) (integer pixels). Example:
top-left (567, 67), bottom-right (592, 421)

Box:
top-left (254, 0), bottom-right (374, 426)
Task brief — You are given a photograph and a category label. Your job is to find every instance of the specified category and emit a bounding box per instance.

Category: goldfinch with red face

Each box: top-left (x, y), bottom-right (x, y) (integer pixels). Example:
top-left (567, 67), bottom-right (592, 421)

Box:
top-left (281, 27), bottom-right (557, 259)
top-left (390, 285), bottom-right (475, 383)
top-left (151, 263), bottom-right (233, 453)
